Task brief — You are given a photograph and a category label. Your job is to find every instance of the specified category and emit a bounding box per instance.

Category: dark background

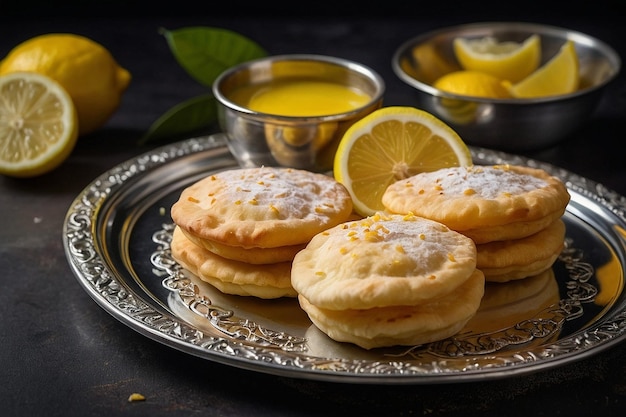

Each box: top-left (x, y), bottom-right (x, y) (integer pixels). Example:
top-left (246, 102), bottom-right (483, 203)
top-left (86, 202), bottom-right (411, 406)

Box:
top-left (2, 3), bottom-right (626, 417)
top-left (2, 0), bottom-right (622, 17)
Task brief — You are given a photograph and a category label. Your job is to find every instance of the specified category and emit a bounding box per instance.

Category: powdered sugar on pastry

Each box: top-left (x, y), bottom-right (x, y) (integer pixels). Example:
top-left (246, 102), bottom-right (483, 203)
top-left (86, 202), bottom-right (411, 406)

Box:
top-left (192, 168), bottom-right (340, 219)
top-left (420, 165), bottom-right (549, 199)
top-left (171, 167), bottom-right (353, 248)
top-left (382, 164), bottom-right (570, 240)
top-left (291, 212), bottom-right (479, 310)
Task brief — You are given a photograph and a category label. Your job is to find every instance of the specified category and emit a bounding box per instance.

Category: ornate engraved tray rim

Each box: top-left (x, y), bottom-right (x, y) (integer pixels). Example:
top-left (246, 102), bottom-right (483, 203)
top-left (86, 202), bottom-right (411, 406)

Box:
top-left (62, 133), bottom-right (626, 385)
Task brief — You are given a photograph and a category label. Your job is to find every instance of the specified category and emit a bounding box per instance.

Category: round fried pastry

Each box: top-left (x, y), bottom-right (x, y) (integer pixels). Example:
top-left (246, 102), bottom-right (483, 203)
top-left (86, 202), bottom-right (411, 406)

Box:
top-left (291, 213), bottom-right (478, 310)
top-left (465, 268), bottom-right (560, 335)
top-left (171, 226), bottom-right (296, 299)
top-left (171, 166), bottom-right (353, 249)
top-left (478, 268), bottom-right (559, 311)
top-left (179, 227), bottom-right (305, 264)
top-left (298, 269), bottom-right (485, 350)
top-left (476, 219), bottom-right (566, 282)
top-left (382, 165), bottom-right (570, 243)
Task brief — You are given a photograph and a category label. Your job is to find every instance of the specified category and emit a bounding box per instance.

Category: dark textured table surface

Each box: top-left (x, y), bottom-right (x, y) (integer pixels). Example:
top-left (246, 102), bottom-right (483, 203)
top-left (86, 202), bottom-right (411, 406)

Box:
top-left (2, 6), bottom-right (626, 417)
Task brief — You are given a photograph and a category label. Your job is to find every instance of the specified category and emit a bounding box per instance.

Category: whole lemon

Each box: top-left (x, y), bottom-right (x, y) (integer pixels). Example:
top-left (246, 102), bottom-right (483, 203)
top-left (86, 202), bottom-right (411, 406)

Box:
top-left (0, 33), bottom-right (131, 135)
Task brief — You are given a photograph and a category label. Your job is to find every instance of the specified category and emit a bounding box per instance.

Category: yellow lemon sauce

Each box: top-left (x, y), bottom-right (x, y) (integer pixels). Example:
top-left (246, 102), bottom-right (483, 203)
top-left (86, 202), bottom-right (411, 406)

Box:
top-left (230, 78), bottom-right (371, 117)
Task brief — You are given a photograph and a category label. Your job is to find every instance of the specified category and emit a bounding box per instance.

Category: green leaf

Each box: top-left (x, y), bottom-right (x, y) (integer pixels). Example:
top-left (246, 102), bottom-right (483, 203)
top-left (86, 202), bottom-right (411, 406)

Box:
top-left (139, 93), bottom-right (218, 145)
top-left (141, 26), bottom-right (268, 145)
top-left (160, 26), bottom-right (268, 87)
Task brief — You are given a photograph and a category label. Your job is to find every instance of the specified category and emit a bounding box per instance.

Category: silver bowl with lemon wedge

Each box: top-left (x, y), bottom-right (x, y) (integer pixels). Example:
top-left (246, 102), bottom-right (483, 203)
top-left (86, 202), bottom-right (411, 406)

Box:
top-left (392, 22), bottom-right (620, 152)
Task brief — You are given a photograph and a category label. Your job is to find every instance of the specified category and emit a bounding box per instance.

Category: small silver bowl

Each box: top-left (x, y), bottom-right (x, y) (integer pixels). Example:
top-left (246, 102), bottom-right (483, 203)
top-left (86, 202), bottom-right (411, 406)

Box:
top-left (392, 22), bottom-right (621, 152)
top-left (213, 54), bottom-right (385, 172)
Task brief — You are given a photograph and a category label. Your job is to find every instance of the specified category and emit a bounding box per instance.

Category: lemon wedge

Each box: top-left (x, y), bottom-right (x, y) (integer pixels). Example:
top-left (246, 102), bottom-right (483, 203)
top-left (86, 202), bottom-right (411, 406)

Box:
top-left (333, 106), bottom-right (473, 216)
top-left (433, 70), bottom-right (512, 99)
top-left (409, 43), bottom-right (459, 84)
top-left (454, 34), bottom-right (541, 83)
top-left (0, 72), bottom-right (78, 178)
top-left (509, 40), bottom-right (579, 98)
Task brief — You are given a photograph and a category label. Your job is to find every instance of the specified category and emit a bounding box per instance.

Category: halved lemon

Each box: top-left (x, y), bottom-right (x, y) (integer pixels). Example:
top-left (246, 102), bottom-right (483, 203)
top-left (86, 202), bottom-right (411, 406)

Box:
top-left (0, 72), bottom-right (78, 177)
top-left (333, 106), bottom-right (473, 216)
top-left (454, 34), bottom-right (541, 83)
top-left (509, 40), bottom-right (579, 98)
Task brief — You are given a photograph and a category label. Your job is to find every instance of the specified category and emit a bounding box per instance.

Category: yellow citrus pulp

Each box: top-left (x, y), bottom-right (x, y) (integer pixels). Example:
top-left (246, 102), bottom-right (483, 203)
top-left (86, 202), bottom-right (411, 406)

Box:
top-left (333, 106), bottom-right (473, 216)
top-left (0, 33), bottom-right (131, 135)
top-left (0, 72), bottom-right (78, 177)
top-left (509, 40), bottom-right (579, 98)
top-left (433, 70), bottom-right (512, 99)
top-left (453, 34), bottom-right (541, 83)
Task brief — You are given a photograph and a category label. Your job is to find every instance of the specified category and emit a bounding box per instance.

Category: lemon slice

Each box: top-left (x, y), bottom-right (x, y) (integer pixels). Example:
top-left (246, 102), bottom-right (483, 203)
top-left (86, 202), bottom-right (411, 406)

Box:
top-left (0, 72), bottom-right (78, 177)
top-left (509, 40), bottom-right (579, 98)
top-left (333, 106), bottom-right (473, 216)
top-left (433, 70), bottom-right (512, 99)
top-left (454, 34), bottom-right (541, 83)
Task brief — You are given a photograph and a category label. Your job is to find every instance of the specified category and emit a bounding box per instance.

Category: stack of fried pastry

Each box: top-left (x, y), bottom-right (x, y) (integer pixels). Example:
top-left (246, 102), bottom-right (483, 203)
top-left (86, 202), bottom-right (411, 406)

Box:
top-left (290, 213), bottom-right (485, 349)
top-left (382, 164), bottom-right (571, 282)
top-left (465, 268), bottom-right (561, 336)
top-left (170, 166), bottom-right (353, 299)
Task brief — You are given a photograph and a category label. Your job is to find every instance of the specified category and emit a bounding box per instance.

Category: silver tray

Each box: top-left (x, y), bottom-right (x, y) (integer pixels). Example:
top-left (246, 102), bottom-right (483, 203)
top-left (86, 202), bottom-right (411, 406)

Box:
top-left (63, 133), bottom-right (626, 384)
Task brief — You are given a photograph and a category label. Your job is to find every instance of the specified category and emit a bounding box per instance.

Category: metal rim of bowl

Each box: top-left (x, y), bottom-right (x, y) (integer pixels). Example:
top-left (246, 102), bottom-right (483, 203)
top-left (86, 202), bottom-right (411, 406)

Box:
top-left (391, 21), bottom-right (622, 105)
top-left (213, 53), bottom-right (386, 121)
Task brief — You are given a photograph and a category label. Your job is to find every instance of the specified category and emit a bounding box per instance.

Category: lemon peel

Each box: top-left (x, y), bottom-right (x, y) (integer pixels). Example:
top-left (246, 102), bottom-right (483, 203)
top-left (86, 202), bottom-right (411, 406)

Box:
top-left (509, 40), bottom-right (579, 98)
top-left (433, 70), bottom-right (512, 99)
top-left (454, 34), bottom-right (541, 83)
top-left (0, 33), bottom-right (131, 135)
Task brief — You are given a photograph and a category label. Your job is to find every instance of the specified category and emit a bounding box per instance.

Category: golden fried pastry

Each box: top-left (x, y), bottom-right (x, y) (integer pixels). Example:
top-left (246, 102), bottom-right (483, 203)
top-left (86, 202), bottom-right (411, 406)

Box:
top-left (476, 219), bottom-right (566, 282)
top-left (298, 269), bottom-right (484, 350)
top-left (382, 165), bottom-right (570, 244)
top-left (171, 226), bottom-right (296, 299)
top-left (291, 213), bottom-right (480, 310)
top-left (465, 268), bottom-right (561, 335)
top-left (179, 227), bottom-right (305, 264)
top-left (291, 213), bottom-right (484, 349)
top-left (171, 166), bottom-right (353, 250)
